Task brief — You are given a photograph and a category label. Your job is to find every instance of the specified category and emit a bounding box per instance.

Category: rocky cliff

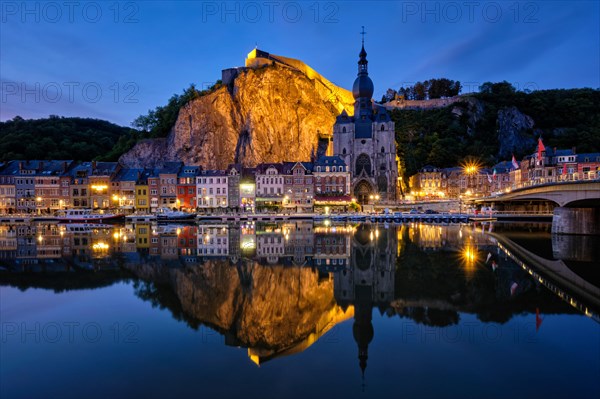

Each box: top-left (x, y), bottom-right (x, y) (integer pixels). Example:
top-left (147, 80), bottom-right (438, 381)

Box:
top-left (496, 106), bottom-right (535, 159)
top-left (120, 64), bottom-right (352, 169)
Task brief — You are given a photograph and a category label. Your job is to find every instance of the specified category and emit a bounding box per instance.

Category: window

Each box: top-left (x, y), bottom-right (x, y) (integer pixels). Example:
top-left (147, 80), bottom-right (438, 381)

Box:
top-left (355, 154), bottom-right (372, 176)
top-left (342, 127), bottom-right (346, 133)
top-left (381, 124), bottom-right (385, 131)
top-left (342, 148), bottom-right (346, 155)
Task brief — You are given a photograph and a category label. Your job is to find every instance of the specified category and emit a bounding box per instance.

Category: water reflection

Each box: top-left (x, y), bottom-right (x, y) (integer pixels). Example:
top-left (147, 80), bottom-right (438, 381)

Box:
top-left (1, 221), bottom-right (598, 376)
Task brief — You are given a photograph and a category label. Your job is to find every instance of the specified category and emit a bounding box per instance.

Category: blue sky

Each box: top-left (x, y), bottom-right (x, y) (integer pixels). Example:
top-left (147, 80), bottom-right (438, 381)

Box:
top-left (1, 1), bottom-right (598, 126)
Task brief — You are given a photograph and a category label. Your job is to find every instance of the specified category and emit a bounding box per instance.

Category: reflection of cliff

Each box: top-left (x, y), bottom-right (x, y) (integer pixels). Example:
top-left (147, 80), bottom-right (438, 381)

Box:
top-left (124, 259), bottom-right (353, 365)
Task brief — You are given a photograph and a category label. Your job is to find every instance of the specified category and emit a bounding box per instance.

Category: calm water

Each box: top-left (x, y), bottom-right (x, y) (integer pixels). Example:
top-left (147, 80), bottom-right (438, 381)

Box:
top-left (1, 221), bottom-right (599, 399)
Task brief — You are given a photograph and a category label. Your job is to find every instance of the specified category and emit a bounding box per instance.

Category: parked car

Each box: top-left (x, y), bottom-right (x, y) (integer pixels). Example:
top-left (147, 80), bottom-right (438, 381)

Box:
top-left (424, 209), bottom-right (439, 214)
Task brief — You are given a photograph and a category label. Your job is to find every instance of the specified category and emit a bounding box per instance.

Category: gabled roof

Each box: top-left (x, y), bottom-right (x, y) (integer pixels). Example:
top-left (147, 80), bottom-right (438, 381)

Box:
top-left (136, 168), bottom-right (154, 184)
top-left (114, 168), bottom-right (141, 182)
top-left (200, 169), bottom-right (226, 177)
top-left (158, 161), bottom-right (183, 175)
top-left (419, 165), bottom-right (440, 173)
top-left (576, 153), bottom-right (600, 162)
top-left (491, 161), bottom-right (513, 173)
top-left (178, 165), bottom-right (201, 177)
top-left (314, 156), bottom-right (346, 167)
top-left (255, 163), bottom-right (283, 174)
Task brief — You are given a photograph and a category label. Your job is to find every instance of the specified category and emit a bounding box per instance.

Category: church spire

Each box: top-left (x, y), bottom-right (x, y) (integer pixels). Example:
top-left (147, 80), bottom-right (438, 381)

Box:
top-left (358, 26), bottom-right (368, 76)
top-left (352, 26), bottom-right (374, 103)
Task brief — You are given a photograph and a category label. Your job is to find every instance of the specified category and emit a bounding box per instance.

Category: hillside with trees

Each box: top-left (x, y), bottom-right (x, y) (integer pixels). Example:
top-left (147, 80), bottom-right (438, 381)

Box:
top-left (392, 83), bottom-right (600, 177)
top-left (0, 116), bottom-right (138, 161)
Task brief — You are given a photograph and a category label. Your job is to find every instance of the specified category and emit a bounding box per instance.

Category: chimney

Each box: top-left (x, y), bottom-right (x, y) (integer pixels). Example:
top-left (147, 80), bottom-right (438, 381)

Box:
top-left (63, 161), bottom-right (68, 173)
top-left (38, 161), bottom-right (44, 171)
top-left (572, 147), bottom-right (576, 154)
top-left (19, 162), bottom-right (23, 170)
top-left (92, 161), bottom-right (97, 171)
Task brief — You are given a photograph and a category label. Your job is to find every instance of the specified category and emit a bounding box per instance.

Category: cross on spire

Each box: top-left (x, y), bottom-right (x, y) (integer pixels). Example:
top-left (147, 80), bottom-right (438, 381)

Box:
top-left (360, 26), bottom-right (366, 45)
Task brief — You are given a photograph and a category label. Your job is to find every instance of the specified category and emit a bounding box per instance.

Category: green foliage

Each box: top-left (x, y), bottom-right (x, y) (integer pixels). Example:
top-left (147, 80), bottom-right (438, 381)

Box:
top-left (132, 83), bottom-right (221, 138)
top-left (396, 78), bottom-right (462, 101)
top-left (0, 116), bottom-right (137, 161)
top-left (348, 202), bottom-right (360, 212)
top-left (392, 105), bottom-right (469, 176)
top-left (393, 86), bottom-right (600, 177)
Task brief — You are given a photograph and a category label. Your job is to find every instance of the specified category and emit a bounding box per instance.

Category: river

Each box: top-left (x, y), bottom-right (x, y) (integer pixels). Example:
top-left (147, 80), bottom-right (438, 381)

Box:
top-left (1, 221), bottom-right (598, 398)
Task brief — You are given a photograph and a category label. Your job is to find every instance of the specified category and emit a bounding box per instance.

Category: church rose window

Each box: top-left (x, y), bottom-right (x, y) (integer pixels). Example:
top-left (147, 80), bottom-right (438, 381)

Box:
top-left (355, 154), bottom-right (372, 176)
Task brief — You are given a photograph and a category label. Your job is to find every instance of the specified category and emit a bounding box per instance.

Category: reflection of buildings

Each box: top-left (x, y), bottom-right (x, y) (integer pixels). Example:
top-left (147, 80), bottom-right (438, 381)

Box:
top-left (0, 222), bottom-right (118, 271)
top-left (333, 224), bottom-right (397, 382)
top-left (198, 224), bottom-right (229, 257)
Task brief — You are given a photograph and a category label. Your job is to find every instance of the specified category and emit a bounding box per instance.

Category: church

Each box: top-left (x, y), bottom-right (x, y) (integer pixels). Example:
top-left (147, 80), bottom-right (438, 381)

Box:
top-left (332, 35), bottom-right (399, 204)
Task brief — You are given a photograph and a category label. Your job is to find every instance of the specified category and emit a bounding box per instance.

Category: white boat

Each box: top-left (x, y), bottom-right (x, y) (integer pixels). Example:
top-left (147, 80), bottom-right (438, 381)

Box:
top-left (56, 209), bottom-right (125, 222)
top-left (62, 223), bottom-right (113, 233)
top-left (125, 214), bottom-right (156, 222)
top-left (155, 208), bottom-right (196, 221)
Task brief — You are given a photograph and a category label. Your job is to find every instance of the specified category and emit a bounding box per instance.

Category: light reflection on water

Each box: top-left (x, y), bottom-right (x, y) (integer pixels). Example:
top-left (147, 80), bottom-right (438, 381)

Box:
top-left (1, 221), bottom-right (599, 399)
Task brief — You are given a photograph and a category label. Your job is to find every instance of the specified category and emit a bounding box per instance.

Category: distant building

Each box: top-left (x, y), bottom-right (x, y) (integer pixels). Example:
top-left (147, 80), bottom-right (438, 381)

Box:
top-left (255, 163), bottom-right (285, 209)
top-left (158, 162), bottom-right (183, 209)
top-left (177, 165), bottom-right (201, 211)
top-left (226, 164), bottom-right (242, 210)
top-left (197, 170), bottom-right (228, 208)
top-left (135, 169), bottom-right (152, 213)
top-left (89, 161), bottom-right (120, 209)
top-left (282, 162), bottom-right (314, 212)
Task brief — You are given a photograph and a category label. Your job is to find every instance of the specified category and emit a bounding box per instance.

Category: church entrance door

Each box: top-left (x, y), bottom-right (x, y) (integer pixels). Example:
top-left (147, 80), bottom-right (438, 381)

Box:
top-left (354, 180), bottom-right (373, 204)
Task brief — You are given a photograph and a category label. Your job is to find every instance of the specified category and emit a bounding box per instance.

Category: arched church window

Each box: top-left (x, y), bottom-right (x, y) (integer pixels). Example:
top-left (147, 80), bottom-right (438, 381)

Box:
top-left (381, 146), bottom-right (385, 153)
top-left (380, 163), bottom-right (386, 170)
top-left (342, 127), bottom-right (346, 133)
top-left (355, 154), bottom-right (372, 176)
top-left (377, 176), bottom-right (388, 192)
top-left (381, 124), bottom-right (385, 131)
top-left (342, 148), bottom-right (346, 155)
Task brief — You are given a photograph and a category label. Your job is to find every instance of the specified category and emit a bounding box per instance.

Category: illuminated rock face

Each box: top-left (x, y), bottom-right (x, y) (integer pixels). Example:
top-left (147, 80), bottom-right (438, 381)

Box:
top-left (120, 64), bottom-right (353, 169)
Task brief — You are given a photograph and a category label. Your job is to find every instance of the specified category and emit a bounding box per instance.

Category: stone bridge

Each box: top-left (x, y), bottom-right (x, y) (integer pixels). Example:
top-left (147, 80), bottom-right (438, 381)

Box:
top-left (477, 181), bottom-right (600, 234)
top-left (478, 181), bottom-right (600, 207)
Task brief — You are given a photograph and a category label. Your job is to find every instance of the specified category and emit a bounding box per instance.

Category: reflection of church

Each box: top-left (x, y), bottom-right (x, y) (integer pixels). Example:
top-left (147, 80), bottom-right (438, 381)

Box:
top-left (332, 35), bottom-right (399, 204)
top-left (333, 224), bottom-right (396, 384)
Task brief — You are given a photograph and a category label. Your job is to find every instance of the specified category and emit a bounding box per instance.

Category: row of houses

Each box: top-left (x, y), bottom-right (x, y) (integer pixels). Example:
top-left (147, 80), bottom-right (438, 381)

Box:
top-left (0, 156), bottom-right (352, 214)
top-left (410, 143), bottom-right (600, 199)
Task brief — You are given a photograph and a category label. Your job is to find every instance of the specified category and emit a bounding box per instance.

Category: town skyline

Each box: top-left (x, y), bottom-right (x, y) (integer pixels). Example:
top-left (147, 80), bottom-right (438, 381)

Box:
top-left (2, 1), bottom-right (599, 126)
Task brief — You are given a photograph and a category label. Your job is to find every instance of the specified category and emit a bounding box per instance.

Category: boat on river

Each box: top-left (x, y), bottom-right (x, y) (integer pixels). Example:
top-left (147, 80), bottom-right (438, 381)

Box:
top-left (56, 209), bottom-right (125, 223)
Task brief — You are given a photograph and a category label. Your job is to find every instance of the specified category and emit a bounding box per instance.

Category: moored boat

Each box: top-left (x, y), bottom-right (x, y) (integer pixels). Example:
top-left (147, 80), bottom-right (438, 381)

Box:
top-left (155, 208), bottom-right (196, 222)
top-left (56, 209), bottom-right (124, 223)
